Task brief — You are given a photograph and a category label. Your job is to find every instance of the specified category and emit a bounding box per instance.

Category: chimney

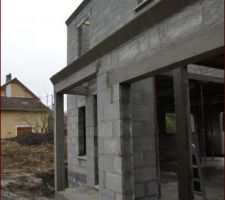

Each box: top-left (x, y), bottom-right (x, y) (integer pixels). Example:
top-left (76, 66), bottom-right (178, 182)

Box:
top-left (6, 73), bottom-right (12, 83)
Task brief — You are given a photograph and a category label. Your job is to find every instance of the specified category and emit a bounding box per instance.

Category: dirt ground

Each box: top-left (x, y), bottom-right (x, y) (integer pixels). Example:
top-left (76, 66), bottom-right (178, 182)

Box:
top-left (1, 140), bottom-right (55, 200)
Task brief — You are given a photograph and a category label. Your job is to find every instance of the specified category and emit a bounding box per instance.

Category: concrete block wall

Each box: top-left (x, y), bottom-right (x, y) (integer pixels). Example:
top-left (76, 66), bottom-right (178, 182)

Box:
top-left (67, 95), bottom-right (87, 186)
top-left (95, 0), bottom-right (224, 83)
top-left (67, 0), bottom-right (136, 64)
top-left (96, 72), bottom-right (158, 199)
top-left (67, 0), bottom-right (224, 65)
top-left (66, 0), bottom-right (224, 198)
top-left (67, 80), bottom-right (98, 187)
top-left (131, 78), bottom-right (157, 199)
top-left (86, 95), bottom-right (99, 186)
top-left (97, 76), bottom-right (124, 199)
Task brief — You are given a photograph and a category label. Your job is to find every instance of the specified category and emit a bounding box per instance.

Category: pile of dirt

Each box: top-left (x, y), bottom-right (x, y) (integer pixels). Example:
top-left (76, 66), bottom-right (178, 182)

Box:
top-left (2, 170), bottom-right (54, 200)
top-left (2, 139), bottom-right (68, 200)
top-left (2, 140), bottom-right (54, 172)
top-left (10, 132), bottom-right (54, 146)
top-left (2, 140), bottom-right (55, 199)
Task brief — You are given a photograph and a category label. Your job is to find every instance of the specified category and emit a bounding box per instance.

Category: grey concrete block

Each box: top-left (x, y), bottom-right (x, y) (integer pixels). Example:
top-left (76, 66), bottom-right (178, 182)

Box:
top-left (114, 156), bottom-right (122, 174)
top-left (103, 139), bottom-right (121, 155)
top-left (105, 172), bottom-right (122, 193)
top-left (99, 155), bottom-right (115, 172)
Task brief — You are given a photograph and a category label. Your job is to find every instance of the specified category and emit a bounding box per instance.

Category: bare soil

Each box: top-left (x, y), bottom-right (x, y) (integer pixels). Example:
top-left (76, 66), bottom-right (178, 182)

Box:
top-left (1, 140), bottom-right (55, 200)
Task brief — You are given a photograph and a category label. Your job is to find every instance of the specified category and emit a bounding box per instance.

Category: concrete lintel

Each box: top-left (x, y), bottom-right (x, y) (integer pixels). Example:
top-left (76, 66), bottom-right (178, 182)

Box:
top-left (109, 22), bottom-right (224, 85)
top-left (54, 62), bottom-right (97, 93)
top-left (66, 86), bottom-right (89, 95)
top-left (162, 64), bottom-right (224, 84)
top-left (188, 73), bottom-right (224, 84)
top-left (188, 64), bottom-right (224, 77)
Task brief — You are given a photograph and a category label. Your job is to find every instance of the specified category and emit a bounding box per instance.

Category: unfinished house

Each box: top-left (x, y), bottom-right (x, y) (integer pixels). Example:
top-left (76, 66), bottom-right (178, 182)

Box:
top-left (51, 0), bottom-right (224, 199)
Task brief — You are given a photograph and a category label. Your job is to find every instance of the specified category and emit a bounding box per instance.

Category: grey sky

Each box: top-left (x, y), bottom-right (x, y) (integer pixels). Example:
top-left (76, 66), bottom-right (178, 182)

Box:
top-left (2, 0), bottom-right (83, 105)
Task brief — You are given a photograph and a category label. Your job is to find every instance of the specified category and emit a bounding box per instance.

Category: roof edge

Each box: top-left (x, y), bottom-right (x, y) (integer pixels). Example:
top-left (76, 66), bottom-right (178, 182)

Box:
top-left (65, 0), bottom-right (92, 25)
top-left (1, 78), bottom-right (40, 99)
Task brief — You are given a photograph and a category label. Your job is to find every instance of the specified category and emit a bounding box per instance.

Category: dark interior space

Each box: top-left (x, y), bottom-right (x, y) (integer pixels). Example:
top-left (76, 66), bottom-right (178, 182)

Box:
top-left (155, 54), bottom-right (224, 199)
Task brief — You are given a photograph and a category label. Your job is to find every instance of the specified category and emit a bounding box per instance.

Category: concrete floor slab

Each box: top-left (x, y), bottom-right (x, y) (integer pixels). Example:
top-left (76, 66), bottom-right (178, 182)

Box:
top-left (55, 158), bottom-right (223, 200)
top-left (56, 187), bottom-right (99, 200)
top-left (161, 182), bottom-right (224, 200)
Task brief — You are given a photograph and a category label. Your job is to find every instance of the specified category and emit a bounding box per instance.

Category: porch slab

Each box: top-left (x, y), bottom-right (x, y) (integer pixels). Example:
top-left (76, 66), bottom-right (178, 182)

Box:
top-left (55, 187), bottom-right (99, 200)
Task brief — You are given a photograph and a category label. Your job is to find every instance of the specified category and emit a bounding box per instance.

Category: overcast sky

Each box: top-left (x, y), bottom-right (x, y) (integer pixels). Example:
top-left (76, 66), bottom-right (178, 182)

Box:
top-left (2, 0), bottom-right (83, 105)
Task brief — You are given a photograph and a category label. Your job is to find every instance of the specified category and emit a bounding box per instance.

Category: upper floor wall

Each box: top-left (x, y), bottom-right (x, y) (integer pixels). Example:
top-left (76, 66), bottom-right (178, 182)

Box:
top-left (66, 0), bottom-right (224, 65)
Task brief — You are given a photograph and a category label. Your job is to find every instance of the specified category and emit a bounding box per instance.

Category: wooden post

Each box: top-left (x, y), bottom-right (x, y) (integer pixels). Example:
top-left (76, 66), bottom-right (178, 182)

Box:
top-left (173, 67), bottom-right (194, 200)
top-left (54, 92), bottom-right (65, 191)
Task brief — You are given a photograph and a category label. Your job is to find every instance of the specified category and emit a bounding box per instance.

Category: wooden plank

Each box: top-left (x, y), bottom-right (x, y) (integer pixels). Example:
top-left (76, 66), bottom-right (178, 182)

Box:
top-left (173, 67), bottom-right (194, 200)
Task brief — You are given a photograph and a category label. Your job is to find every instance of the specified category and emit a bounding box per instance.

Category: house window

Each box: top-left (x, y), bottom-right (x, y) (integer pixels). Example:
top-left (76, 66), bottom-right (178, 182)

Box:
top-left (78, 20), bottom-right (90, 57)
top-left (78, 106), bottom-right (86, 156)
top-left (134, 0), bottom-right (154, 11)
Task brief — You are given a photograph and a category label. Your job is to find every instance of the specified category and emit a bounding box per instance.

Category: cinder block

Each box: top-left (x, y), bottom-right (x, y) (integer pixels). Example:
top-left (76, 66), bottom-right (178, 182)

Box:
top-left (99, 155), bottom-right (115, 172)
top-left (105, 172), bottom-right (122, 193)
top-left (114, 156), bottom-right (122, 174)
top-left (103, 139), bottom-right (121, 155)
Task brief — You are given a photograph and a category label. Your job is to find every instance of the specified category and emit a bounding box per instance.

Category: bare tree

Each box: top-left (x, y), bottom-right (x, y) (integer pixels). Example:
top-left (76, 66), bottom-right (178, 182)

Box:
top-left (17, 111), bottom-right (50, 134)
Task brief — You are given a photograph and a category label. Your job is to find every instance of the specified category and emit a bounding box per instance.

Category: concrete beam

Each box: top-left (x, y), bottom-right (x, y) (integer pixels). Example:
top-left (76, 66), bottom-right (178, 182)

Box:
top-left (173, 67), bottom-right (194, 200)
top-left (188, 73), bottom-right (224, 84)
top-left (109, 22), bottom-right (224, 85)
top-left (54, 62), bottom-right (97, 93)
top-left (162, 64), bottom-right (224, 84)
top-left (66, 86), bottom-right (89, 95)
top-left (54, 92), bottom-right (65, 191)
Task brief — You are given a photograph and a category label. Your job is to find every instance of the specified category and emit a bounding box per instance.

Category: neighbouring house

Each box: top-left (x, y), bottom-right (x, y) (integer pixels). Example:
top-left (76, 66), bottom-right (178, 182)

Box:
top-left (1, 74), bottom-right (50, 138)
top-left (51, 1), bottom-right (224, 200)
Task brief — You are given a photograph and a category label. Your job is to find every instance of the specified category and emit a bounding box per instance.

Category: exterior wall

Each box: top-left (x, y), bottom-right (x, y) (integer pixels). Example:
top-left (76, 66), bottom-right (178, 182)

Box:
top-left (131, 78), bottom-right (157, 199)
top-left (1, 82), bottom-right (33, 98)
top-left (11, 82), bottom-right (33, 98)
top-left (1, 111), bottom-right (48, 138)
top-left (65, 0), bottom-right (224, 199)
top-left (67, 80), bottom-right (97, 187)
top-left (67, 0), bottom-right (135, 64)
top-left (67, 0), bottom-right (224, 65)
top-left (95, 77), bottom-right (157, 199)
top-left (67, 95), bottom-right (87, 186)
top-left (1, 88), bottom-right (5, 96)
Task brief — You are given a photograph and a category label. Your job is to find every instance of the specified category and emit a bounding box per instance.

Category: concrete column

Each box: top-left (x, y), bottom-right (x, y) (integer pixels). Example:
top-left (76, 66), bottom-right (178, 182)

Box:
top-left (131, 78), bottom-right (157, 199)
top-left (173, 67), bottom-right (194, 200)
top-left (120, 84), bottom-right (135, 200)
top-left (54, 92), bottom-right (65, 191)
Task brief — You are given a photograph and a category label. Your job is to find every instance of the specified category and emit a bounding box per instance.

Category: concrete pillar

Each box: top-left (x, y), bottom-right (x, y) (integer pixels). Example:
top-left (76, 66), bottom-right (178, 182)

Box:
top-left (120, 84), bottom-right (135, 200)
top-left (54, 92), bottom-right (65, 191)
top-left (173, 67), bottom-right (194, 200)
top-left (131, 78), bottom-right (157, 199)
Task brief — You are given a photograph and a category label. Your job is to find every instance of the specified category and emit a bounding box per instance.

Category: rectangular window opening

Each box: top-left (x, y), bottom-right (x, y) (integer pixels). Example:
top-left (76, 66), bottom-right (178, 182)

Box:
top-left (78, 106), bottom-right (86, 156)
top-left (165, 113), bottom-right (177, 134)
